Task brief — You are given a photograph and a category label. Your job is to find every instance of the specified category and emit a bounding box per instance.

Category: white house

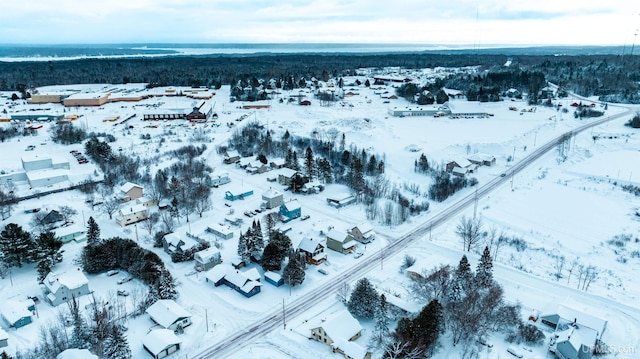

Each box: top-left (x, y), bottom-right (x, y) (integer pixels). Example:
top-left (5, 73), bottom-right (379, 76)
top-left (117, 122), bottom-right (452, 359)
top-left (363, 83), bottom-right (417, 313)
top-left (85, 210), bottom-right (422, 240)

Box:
top-left (42, 269), bottom-right (91, 306)
top-left (145, 299), bottom-right (192, 331)
top-left (56, 349), bottom-right (99, 359)
top-left (143, 329), bottom-right (182, 359)
top-left (115, 203), bottom-right (148, 226)
top-left (310, 310), bottom-right (371, 359)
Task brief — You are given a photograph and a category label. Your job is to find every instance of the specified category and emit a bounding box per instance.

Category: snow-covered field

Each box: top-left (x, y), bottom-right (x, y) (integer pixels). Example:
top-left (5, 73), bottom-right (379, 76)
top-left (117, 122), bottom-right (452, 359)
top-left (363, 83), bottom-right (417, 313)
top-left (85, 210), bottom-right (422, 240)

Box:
top-left (1, 80), bottom-right (639, 359)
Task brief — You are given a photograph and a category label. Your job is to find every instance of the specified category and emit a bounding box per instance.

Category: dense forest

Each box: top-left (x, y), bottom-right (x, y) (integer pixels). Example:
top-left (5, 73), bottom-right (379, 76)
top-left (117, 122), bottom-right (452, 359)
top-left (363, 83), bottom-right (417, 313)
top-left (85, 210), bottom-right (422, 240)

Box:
top-left (1, 52), bottom-right (639, 103)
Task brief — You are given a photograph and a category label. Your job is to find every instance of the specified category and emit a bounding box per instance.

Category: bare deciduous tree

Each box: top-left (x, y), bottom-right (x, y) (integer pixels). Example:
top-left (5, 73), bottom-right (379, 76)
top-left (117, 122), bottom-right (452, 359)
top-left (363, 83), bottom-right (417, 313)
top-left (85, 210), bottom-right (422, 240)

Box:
top-left (100, 198), bottom-right (121, 220)
top-left (456, 216), bottom-right (483, 252)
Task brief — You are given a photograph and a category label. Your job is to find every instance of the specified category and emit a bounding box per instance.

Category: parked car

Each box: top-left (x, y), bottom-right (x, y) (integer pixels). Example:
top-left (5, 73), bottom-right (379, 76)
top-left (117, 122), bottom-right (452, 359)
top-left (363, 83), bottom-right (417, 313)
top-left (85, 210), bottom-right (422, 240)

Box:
top-left (117, 290), bottom-right (129, 297)
top-left (117, 276), bottom-right (133, 284)
top-left (244, 210), bottom-right (254, 218)
top-left (318, 268), bottom-right (329, 275)
top-left (353, 251), bottom-right (364, 259)
top-left (301, 214), bottom-right (310, 221)
top-left (107, 270), bottom-right (119, 277)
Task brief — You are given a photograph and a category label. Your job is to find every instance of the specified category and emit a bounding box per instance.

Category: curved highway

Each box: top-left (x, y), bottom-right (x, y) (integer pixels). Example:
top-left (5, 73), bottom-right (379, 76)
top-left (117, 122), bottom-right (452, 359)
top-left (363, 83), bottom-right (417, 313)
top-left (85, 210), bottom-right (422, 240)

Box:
top-left (192, 107), bottom-right (634, 359)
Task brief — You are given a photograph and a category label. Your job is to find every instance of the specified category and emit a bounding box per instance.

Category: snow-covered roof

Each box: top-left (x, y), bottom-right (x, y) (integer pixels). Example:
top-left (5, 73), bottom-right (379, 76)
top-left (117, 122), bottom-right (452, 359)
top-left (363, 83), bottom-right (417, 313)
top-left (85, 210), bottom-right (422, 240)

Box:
top-left (326, 229), bottom-right (350, 242)
top-left (145, 300), bottom-right (192, 329)
top-left (333, 338), bottom-right (368, 359)
top-left (317, 309), bottom-right (362, 342)
top-left (264, 271), bottom-right (282, 282)
top-left (194, 247), bottom-right (221, 263)
top-left (119, 181), bottom-right (142, 194)
top-left (1, 300), bottom-right (31, 324)
top-left (208, 223), bottom-right (233, 235)
top-left (277, 167), bottom-right (297, 177)
top-left (556, 302), bottom-right (607, 334)
top-left (205, 264), bottom-right (229, 283)
top-left (54, 223), bottom-right (85, 237)
top-left (44, 269), bottom-right (89, 294)
top-left (262, 188), bottom-right (282, 199)
top-left (354, 222), bottom-right (374, 236)
top-left (21, 153), bottom-right (52, 163)
top-left (467, 153), bottom-right (495, 163)
top-left (26, 168), bottom-right (69, 181)
top-left (224, 271), bottom-right (263, 293)
top-left (164, 232), bottom-right (199, 250)
top-left (282, 199), bottom-right (301, 211)
top-left (298, 237), bottom-right (323, 253)
top-left (142, 329), bottom-right (182, 356)
top-left (243, 267), bottom-right (261, 282)
top-left (384, 294), bottom-right (421, 313)
top-left (118, 203), bottom-right (147, 214)
top-left (0, 327), bottom-right (7, 341)
top-left (56, 349), bottom-right (99, 359)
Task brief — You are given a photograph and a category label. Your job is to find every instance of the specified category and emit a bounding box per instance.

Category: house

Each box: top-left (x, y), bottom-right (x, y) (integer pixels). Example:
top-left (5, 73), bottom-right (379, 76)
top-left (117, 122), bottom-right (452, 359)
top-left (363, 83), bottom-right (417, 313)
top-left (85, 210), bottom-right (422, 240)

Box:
top-left (223, 150), bottom-right (241, 164)
top-left (1, 300), bottom-right (34, 328)
top-left (145, 299), bottom-right (192, 331)
top-left (136, 196), bottom-right (157, 207)
top-left (277, 168), bottom-right (298, 187)
top-left (0, 328), bottom-right (7, 348)
top-left (224, 188), bottom-right (254, 201)
top-left (246, 161), bottom-right (269, 175)
top-left (42, 269), bottom-right (91, 306)
top-left (264, 271), bottom-right (284, 287)
top-left (467, 153), bottom-right (496, 167)
top-left (326, 194), bottom-right (356, 208)
top-left (118, 182), bottom-right (144, 202)
top-left (162, 232), bottom-right (202, 256)
top-left (210, 172), bottom-right (231, 187)
top-left (445, 158), bottom-right (476, 173)
top-left (42, 209), bottom-right (64, 225)
top-left (204, 265), bottom-right (263, 298)
top-left (540, 300), bottom-right (608, 359)
top-left (384, 294), bottom-right (422, 320)
top-left (297, 237), bottom-right (327, 265)
top-left (310, 310), bottom-right (371, 359)
top-left (348, 222), bottom-right (375, 244)
top-left (262, 188), bottom-right (284, 209)
top-left (115, 203), bottom-right (148, 226)
top-left (269, 158), bottom-right (285, 169)
top-left (54, 224), bottom-right (86, 243)
top-left (143, 329), bottom-right (182, 359)
top-left (451, 166), bottom-right (469, 177)
top-left (56, 349), bottom-right (99, 359)
top-left (325, 229), bottom-right (356, 254)
top-left (280, 199), bottom-right (301, 222)
top-left (207, 223), bottom-right (234, 240)
top-left (194, 247), bottom-right (222, 271)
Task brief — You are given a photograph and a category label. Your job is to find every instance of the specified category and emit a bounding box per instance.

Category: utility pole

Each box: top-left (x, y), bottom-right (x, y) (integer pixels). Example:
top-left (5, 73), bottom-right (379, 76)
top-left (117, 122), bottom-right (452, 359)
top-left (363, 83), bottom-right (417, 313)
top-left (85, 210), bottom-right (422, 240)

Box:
top-left (282, 298), bottom-right (286, 329)
top-left (473, 187), bottom-right (478, 220)
top-left (205, 308), bottom-right (209, 332)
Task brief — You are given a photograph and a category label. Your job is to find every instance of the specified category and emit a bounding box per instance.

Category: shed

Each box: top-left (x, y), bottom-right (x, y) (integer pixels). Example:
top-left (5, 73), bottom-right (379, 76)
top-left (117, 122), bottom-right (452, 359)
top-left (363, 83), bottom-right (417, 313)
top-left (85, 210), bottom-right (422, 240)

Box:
top-left (143, 329), bottom-right (182, 359)
top-left (0, 328), bottom-right (7, 348)
top-left (224, 188), bottom-right (254, 201)
top-left (264, 271), bottom-right (284, 287)
top-left (1, 300), bottom-right (33, 328)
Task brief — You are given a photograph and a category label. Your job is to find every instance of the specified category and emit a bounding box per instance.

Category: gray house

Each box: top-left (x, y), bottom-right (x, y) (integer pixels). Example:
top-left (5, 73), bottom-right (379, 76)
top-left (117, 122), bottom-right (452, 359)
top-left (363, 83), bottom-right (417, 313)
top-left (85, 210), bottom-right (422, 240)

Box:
top-left (325, 229), bottom-right (356, 254)
top-left (194, 247), bottom-right (222, 271)
top-left (42, 269), bottom-right (91, 306)
top-left (261, 188), bottom-right (284, 209)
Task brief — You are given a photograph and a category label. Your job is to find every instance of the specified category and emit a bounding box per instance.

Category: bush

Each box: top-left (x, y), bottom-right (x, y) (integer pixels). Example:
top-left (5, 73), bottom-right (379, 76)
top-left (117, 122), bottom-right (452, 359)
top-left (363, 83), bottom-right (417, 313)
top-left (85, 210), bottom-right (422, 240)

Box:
top-left (626, 115), bottom-right (640, 128)
top-left (508, 236), bottom-right (528, 252)
top-left (519, 324), bottom-right (545, 344)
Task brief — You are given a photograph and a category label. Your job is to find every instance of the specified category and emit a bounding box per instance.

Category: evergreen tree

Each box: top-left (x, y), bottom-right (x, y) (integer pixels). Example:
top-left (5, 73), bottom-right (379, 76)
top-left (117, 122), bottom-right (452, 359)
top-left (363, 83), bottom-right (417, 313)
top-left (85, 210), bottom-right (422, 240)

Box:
top-left (370, 294), bottom-right (391, 348)
top-left (366, 155), bottom-right (378, 176)
top-left (86, 216), bottom-right (100, 246)
top-left (413, 299), bottom-right (444, 353)
top-left (475, 246), bottom-right (494, 287)
top-left (455, 255), bottom-right (473, 290)
top-left (103, 324), bottom-right (132, 359)
top-left (69, 297), bottom-right (92, 349)
top-left (0, 223), bottom-right (33, 268)
top-left (347, 277), bottom-right (379, 319)
top-left (1, 351), bottom-right (14, 359)
top-left (157, 269), bottom-right (177, 299)
top-left (291, 151), bottom-right (300, 171)
top-left (34, 231), bottom-right (63, 265)
top-left (283, 251), bottom-right (305, 286)
top-left (339, 133), bottom-right (346, 152)
top-left (348, 157), bottom-right (365, 192)
top-left (261, 242), bottom-right (283, 271)
top-left (304, 147), bottom-right (315, 180)
top-left (237, 232), bottom-right (250, 265)
top-left (417, 153), bottom-right (429, 173)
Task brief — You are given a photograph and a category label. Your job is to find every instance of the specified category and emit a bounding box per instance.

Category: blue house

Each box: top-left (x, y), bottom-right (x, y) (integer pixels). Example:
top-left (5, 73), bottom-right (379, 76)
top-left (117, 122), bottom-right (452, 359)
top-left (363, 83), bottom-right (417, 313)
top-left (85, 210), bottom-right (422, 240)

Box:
top-left (205, 265), bottom-right (262, 298)
top-left (264, 271), bottom-right (284, 287)
top-left (279, 199), bottom-right (301, 222)
top-left (224, 188), bottom-right (254, 201)
top-left (2, 300), bottom-right (34, 329)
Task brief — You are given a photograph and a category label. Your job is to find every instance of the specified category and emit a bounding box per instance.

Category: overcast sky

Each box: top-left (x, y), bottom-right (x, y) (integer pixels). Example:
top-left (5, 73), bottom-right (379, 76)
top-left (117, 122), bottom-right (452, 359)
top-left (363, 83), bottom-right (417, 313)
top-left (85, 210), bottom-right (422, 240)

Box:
top-left (1, 1), bottom-right (638, 46)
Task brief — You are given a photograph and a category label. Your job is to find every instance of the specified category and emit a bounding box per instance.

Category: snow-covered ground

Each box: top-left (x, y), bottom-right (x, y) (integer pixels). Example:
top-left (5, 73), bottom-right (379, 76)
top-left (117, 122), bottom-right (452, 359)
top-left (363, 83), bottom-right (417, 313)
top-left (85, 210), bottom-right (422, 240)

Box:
top-left (1, 81), bottom-right (639, 359)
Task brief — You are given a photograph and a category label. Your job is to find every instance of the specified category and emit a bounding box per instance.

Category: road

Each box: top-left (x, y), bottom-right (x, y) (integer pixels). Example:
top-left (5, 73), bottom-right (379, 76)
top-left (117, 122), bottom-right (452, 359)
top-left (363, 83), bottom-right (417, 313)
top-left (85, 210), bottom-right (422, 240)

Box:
top-left (192, 108), bottom-right (635, 359)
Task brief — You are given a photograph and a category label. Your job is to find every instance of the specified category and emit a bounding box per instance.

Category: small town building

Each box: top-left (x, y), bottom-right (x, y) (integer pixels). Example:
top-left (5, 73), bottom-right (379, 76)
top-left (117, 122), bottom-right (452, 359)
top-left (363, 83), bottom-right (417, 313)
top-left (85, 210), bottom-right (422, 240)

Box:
top-left (118, 182), bottom-right (144, 202)
top-left (63, 92), bottom-right (110, 107)
top-left (261, 188), bottom-right (284, 209)
top-left (54, 224), bottom-right (86, 243)
top-left (42, 269), bottom-right (91, 306)
top-left (277, 168), bottom-right (298, 187)
top-left (310, 309), bottom-right (371, 359)
top-left (143, 329), bottom-right (182, 359)
top-left (326, 194), bottom-right (356, 208)
top-left (205, 265), bottom-right (262, 298)
top-left (348, 222), bottom-right (375, 244)
top-left (146, 300), bottom-right (192, 331)
top-left (224, 188), bottom-right (254, 201)
top-left (162, 232), bottom-right (202, 256)
top-left (467, 153), bottom-right (496, 167)
top-left (297, 237), bottom-right (327, 265)
top-left (325, 229), bottom-right (356, 254)
top-left (264, 271), bottom-right (284, 287)
top-left (115, 203), bottom-right (148, 226)
top-left (280, 199), bottom-right (301, 222)
top-left (210, 172), bottom-right (231, 187)
top-left (194, 247), bottom-right (222, 271)
top-left (223, 150), bottom-right (241, 164)
top-left (1, 300), bottom-right (34, 328)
